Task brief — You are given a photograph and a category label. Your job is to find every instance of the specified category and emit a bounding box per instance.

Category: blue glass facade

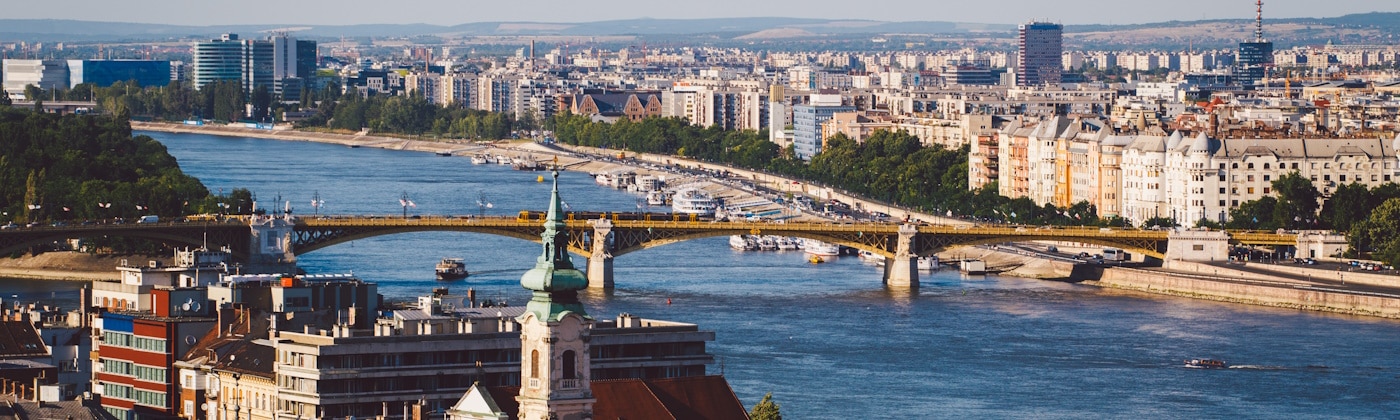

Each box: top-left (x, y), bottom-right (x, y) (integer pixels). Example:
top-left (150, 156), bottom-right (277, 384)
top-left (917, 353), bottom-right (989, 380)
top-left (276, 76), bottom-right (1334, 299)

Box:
top-left (68, 60), bottom-right (171, 88)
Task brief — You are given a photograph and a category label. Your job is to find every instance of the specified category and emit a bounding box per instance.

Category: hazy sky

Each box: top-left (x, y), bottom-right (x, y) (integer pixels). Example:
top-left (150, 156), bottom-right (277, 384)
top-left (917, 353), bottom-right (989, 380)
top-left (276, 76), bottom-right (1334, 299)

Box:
top-left (6, 0), bottom-right (1395, 26)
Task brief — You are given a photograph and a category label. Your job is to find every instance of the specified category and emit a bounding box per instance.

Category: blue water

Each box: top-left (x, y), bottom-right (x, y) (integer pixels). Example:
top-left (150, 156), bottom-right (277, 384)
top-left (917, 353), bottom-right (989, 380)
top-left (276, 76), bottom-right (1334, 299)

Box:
top-left (4, 131), bottom-right (1399, 418)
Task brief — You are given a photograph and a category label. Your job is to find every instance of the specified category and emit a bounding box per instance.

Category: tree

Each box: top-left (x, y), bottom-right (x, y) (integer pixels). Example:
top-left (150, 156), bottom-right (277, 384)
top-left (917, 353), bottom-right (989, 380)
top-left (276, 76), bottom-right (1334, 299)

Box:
top-left (749, 392), bottom-right (782, 420)
top-left (0, 90), bottom-right (10, 107)
top-left (1353, 198), bottom-right (1400, 267)
top-left (251, 85), bottom-right (273, 122)
top-left (1228, 196), bottom-right (1278, 230)
top-left (1271, 172), bottom-right (1319, 230)
top-left (1319, 182), bottom-right (1370, 232)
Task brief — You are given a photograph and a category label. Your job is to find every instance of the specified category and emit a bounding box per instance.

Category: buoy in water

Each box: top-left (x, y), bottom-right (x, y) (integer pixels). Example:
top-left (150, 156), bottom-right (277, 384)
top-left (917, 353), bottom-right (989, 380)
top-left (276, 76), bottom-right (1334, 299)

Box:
top-left (537, 175), bottom-right (544, 182)
top-left (667, 298), bottom-right (672, 305)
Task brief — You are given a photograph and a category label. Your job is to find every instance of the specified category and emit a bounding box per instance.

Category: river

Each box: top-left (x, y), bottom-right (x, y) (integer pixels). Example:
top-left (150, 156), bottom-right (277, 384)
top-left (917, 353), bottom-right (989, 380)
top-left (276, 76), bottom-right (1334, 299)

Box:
top-left (5, 131), bottom-right (1399, 418)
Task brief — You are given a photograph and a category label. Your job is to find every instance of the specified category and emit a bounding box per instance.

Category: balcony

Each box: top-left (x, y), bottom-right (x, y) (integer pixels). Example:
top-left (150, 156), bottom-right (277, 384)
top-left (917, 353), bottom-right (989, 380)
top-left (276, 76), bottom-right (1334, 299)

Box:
top-left (559, 379), bottom-right (582, 389)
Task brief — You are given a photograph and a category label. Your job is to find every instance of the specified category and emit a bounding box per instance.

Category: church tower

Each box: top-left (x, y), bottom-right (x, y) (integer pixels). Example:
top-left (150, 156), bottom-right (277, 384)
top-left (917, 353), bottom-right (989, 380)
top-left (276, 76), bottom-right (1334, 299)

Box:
top-left (516, 170), bottom-right (596, 420)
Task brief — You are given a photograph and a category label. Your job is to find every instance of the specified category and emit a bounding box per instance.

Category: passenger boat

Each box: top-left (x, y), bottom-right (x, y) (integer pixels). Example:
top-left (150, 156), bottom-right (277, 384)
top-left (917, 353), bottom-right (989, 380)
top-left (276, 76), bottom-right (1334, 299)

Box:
top-left (470, 154), bottom-right (493, 165)
top-left (757, 236), bottom-right (778, 251)
top-left (671, 188), bottom-right (718, 216)
top-left (435, 258), bottom-right (469, 281)
top-left (803, 240), bottom-right (840, 257)
top-left (729, 235), bottom-right (755, 251)
top-left (776, 237), bottom-right (800, 251)
top-left (1184, 359), bottom-right (1228, 369)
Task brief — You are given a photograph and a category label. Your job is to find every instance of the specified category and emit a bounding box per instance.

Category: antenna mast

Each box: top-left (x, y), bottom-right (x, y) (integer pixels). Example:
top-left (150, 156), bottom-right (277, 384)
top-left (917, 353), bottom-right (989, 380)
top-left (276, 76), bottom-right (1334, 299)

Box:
top-left (1255, 0), bottom-right (1265, 42)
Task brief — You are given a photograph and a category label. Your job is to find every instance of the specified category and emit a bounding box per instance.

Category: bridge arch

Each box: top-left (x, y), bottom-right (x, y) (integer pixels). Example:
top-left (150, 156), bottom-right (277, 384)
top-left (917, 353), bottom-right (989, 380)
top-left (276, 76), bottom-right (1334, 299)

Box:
top-left (292, 225), bottom-right (593, 257)
top-left (912, 235), bottom-right (1167, 259)
top-left (607, 229), bottom-right (895, 258)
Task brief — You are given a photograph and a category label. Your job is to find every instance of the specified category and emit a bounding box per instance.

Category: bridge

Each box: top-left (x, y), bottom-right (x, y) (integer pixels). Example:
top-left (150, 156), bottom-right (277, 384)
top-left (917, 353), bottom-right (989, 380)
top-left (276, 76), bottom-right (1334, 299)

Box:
top-left (1, 213), bottom-right (1329, 288)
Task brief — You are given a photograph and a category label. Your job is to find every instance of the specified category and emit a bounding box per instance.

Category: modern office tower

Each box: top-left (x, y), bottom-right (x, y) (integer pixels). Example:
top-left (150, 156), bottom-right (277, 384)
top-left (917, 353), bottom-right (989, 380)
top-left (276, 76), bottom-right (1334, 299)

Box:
top-left (1235, 0), bottom-right (1273, 89)
top-left (1017, 21), bottom-right (1063, 87)
top-left (1, 59), bottom-right (69, 99)
top-left (66, 60), bottom-right (171, 88)
top-left (242, 38), bottom-right (274, 95)
top-left (269, 34), bottom-right (318, 100)
top-left (192, 34), bottom-right (244, 90)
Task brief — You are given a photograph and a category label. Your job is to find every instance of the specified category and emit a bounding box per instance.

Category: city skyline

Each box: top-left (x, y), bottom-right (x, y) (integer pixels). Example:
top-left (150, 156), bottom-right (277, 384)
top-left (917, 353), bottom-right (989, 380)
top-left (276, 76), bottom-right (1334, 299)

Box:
top-left (3, 0), bottom-right (1395, 28)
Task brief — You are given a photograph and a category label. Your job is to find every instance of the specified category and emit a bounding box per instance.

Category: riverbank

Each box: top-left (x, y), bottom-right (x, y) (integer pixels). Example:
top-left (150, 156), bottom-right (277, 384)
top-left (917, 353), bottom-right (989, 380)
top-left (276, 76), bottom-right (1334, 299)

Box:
top-left (0, 252), bottom-right (135, 281)
top-left (125, 121), bottom-right (1400, 320)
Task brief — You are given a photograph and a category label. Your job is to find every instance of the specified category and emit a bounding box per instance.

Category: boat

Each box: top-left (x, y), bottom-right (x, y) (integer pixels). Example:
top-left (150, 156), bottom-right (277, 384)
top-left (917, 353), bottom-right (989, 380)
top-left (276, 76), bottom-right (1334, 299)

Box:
top-left (496, 155), bottom-right (511, 164)
top-left (757, 236), bottom-right (778, 251)
top-left (671, 188), bottom-right (718, 216)
top-left (804, 240), bottom-right (840, 257)
top-left (646, 190), bottom-right (669, 206)
top-left (1184, 359), bottom-right (1228, 369)
top-left (470, 154), bottom-right (493, 165)
top-left (776, 237), bottom-right (799, 251)
top-left (435, 258), bottom-right (469, 281)
top-left (918, 256), bottom-right (939, 270)
top-left (858, 250), bottom-right (886, 263)
top-left (435, 151), bottom-right (453, 157)
top-left (729, 235), bottom-right (755, 251)
top-left (808, 255), bottom-right (826, 264)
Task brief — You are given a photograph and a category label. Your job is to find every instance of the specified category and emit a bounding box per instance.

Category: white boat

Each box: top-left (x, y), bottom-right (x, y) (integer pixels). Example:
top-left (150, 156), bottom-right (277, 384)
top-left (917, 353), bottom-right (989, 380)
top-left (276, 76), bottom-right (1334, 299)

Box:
top-left (729, 235), bottom-right (755, 251)
top-left (646, 190), bottom-right (669, 206)
top-left (918, 256), bottom-right (939, 271)
top-left (776, 237), bottom-right (799, 251)
top-left (671, 188), bottom-right (718, 216)
top-left (595, 172), bottom-right (613, 186)
top-left (804, 240), bottom-right (840, 257)
top-left (858, 250), bottom-right (886, 263)
top-left (496, 155), bottom-right (511, 164)
top-left (757, 236), bottom-right (778, 251)
top-left (470, 154), bottom-right (493, 165)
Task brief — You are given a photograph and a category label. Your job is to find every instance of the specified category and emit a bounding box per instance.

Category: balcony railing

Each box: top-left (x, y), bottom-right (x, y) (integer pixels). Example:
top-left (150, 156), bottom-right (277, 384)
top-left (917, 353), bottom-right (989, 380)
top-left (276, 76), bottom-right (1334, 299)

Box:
top-left (528, 378), bottom-right (541, 389)
top-left (558, 379), bottom-right (581, 389)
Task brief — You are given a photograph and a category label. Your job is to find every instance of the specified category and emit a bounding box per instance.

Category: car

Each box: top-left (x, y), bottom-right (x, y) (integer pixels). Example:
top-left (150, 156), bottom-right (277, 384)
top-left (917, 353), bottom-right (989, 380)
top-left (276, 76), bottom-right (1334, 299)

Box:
top-left (50, 221), bottom-right (66, 227)
top-left (1349, 260), bottom-right (1361, 267)
top-left (1047, 246), bottom-right (1059, 253)
top-left (0, 222), bottom-right (16, 230)
top-left (1076, 252), bottom-right (1091, 259)
top-left (26, 222), bottom-right (41, 228)
top-left (1304, 258), bottom-right (1318, 265)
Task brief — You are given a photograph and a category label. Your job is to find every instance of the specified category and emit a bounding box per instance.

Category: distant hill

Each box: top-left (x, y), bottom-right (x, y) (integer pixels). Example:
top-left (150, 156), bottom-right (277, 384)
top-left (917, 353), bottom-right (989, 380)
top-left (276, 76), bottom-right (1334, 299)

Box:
top-left (0, 12), bottom-right (1394, 46)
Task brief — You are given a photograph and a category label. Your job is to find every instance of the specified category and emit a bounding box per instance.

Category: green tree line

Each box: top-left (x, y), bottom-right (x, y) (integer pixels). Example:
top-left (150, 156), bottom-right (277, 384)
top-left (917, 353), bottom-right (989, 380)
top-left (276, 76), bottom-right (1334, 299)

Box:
top-left (0, 106), bottom-right (232, 223)
top-left (551, 113), bottom-right (1115, 227)
top-left (1220, 172), bottom-right (1400, 265)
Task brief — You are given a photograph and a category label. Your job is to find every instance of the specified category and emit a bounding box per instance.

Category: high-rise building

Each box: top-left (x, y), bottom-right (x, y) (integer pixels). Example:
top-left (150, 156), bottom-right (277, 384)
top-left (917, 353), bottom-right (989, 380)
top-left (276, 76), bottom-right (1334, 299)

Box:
top-left (792, 94), bottom-right (855, 160)
top-left (1235, 0), bottom-right (1273, 89)
top-left (192, 34), bottom-right (244, 90)
top-left (241, 38), bottom-right (274, 95)
top-left (1017, 21), bottom-right (1063, 87)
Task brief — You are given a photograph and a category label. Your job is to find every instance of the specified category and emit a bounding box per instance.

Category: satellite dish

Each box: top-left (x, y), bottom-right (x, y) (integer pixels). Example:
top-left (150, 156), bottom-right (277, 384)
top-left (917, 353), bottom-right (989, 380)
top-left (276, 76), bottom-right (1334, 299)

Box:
top-left (200, 403), bottom-right (208, 411)
top-left (181, 302), bottom-right (191, 311)
top-left (191, 302), bottom-right (202, 312)
top-left (185, 335), bottom-right (197, 345)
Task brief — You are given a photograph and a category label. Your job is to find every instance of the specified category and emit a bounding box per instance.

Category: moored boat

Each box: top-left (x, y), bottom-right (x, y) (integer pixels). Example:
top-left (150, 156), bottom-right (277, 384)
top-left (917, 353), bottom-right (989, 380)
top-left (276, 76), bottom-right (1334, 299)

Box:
top-left (671, 188), bottom-right (718, 216)
top-left (729, 235), bottom-right (755, 251)
top-left (804, 240), bottom-right (840, 257)
top-left (435, 258), bottom-right (469, 280)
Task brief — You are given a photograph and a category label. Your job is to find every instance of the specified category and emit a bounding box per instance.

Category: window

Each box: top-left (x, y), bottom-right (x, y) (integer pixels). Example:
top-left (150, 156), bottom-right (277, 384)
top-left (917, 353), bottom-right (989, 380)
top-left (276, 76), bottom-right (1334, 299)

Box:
top-left (1247, 175), bottom-right (1255, 182)
top-left (530, 350), bottom-right (540, 379)
top-left (1193, 245), bottom-right (1205, 251)
top-left (1248, 188), bottom-right (1255, 194)
top-left (1264, 188), bottom-right (1271, 194)
top-left (1292, 163), bottom-right (1298, 169)
top-left (1248, 163), bottom-right (1255, 169)
top-left (103, 383), bottom-right (134, 400)
top-left (1232, 200), bottom-right (1239, 207)
top-left (1264, 175), bottom-right (1271, 181)
top-left (1232, 163), bottom-right (1239, 169)
top-left (1340, 175), bottom-right (1347, 182)
top-left (134, 365), bottom-right (165, 382)
top-left (1324, 175), bottom-right (1331, 181)
top-left (133, 336), bottom-right (166, 352)
top-left (1219, 188), bottom-right (1226, 194)
top-left (1264, 163), bottom-right (1271, 169)
top-left (102, 331), bottom-right (133, 348)
top-left (103, 359), bottom-right (133, 376)
top-left (562, 350), bottom-right (577, 380)
top-left (135, 389), bottom-right (166, 408)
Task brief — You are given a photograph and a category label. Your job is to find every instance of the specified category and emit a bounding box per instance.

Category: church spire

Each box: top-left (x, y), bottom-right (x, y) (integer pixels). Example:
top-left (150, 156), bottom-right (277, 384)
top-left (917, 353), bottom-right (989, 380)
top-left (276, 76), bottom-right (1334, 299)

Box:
top-left (520, 170), bottom-right (589, 321)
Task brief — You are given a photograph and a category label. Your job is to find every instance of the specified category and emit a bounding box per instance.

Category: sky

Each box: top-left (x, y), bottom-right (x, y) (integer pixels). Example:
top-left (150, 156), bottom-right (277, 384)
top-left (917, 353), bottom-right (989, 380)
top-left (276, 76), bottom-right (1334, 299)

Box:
top-left (5, 0), bottom-right (1395, 27)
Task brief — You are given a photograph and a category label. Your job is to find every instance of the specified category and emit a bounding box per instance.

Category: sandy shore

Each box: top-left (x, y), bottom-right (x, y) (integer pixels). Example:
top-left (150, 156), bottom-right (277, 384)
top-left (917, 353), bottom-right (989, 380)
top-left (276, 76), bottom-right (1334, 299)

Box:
top-left (0, 252), bottom-right (141, 281)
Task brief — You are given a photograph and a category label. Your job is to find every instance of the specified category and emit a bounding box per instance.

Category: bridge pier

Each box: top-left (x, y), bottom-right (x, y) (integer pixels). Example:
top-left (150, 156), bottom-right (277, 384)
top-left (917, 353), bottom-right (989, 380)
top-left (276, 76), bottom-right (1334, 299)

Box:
top-left (884, 224), bottom-right (919, 288)
top-left (587, 219), bottom-right (614, 289)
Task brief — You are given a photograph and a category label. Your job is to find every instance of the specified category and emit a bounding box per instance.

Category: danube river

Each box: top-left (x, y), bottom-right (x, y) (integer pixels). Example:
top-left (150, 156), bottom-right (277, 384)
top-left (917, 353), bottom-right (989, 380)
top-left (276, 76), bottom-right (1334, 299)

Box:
top-left (9, 131), bottom-right (1400, 418)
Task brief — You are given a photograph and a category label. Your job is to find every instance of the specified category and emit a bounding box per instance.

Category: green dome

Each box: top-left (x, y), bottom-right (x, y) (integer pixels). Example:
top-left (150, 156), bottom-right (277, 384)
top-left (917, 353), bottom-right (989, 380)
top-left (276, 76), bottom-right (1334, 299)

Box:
top-left (519, 170), bottom-right (589, 321)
